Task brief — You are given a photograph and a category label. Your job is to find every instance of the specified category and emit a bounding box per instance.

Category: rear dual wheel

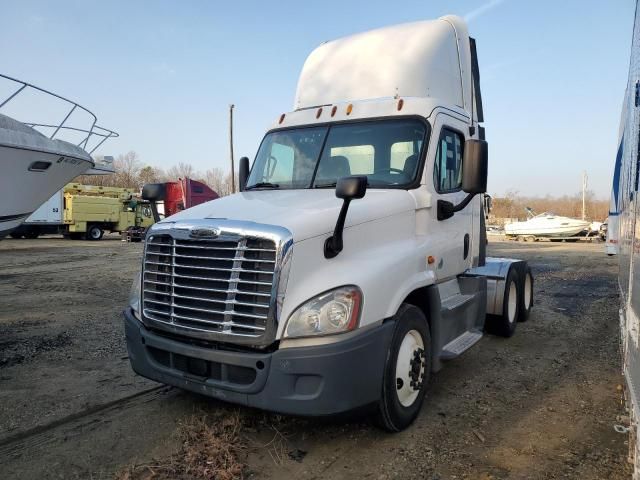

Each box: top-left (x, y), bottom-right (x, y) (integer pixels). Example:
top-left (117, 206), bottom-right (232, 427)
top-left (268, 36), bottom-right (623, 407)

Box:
top-left (518, 266), bottom-right (534, 322)
top-left (486, 265), bottom-right (534, 337)
top-left (87, 225), bottom-right (104, 241)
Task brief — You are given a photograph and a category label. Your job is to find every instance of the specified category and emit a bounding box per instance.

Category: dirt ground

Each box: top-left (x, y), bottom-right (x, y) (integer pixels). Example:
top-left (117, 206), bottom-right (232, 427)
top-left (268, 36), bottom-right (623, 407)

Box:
top-left (0, 236), bottom-right (632, 479)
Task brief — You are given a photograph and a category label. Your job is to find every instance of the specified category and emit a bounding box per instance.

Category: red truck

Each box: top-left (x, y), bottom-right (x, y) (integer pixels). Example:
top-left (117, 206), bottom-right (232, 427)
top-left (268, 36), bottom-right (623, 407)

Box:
top-left (161, 178), bottom-right (219, 218)
top-left (141, 178), bottom-right (219, 222)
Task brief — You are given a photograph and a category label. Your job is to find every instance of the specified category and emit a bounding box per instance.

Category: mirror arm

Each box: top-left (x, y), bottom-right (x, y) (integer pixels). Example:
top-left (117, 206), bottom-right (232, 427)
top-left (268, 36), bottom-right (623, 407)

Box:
top-left (437, 193), bottom-right (477, 221)
top-left (452, 192), bottom-right (476, 213)
top-left (148, 202), bottom-right (161, 223)
top-left (324, 199), bottom-right (352, 259)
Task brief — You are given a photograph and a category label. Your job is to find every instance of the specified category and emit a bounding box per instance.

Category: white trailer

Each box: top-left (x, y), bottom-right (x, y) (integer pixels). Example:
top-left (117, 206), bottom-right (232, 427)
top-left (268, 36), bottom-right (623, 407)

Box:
top-left (8, 190), bottom-right (64, 238)
top-left (612, 1), bottom-right (640, 475)
top-left (124, 15), bottom-right (534, 430)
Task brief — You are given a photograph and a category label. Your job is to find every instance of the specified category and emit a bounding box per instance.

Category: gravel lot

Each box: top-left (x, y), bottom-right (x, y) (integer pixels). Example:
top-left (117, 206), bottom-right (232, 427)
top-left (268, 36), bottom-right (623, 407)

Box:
top-left (0, 237), bottom-right (631, 479)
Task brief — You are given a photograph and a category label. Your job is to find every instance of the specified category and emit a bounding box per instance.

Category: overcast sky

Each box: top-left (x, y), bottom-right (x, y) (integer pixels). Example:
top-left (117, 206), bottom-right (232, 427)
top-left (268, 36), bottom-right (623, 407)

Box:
top-left (0, 0), bottom-right (634, 198)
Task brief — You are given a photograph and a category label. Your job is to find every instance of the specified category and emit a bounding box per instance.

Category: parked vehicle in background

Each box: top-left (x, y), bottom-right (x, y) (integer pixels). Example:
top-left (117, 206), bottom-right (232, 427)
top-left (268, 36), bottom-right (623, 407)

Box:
top-left (600, 220), bottom-right (609, 244)
top-left (141, 178), bottom-right (219, 222)
top-left (11, 183), bottom-right (154, 240)
top-left (612, 0), bottom-right (640, 474)
top-left (124, 15), bottom-right (534, 431)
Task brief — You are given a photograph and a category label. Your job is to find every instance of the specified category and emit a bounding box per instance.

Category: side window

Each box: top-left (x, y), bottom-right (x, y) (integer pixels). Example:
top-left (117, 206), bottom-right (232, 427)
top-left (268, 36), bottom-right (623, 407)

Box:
top-left (433, 128), bottom-right (464, 193)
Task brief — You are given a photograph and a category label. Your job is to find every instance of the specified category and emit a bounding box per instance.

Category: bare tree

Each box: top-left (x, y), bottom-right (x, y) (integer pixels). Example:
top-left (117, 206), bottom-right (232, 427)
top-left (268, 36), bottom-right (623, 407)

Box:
top-left (114, 151), bottom-right (142, 188)
top-left (138, 165), bottom-right (166, 186)
top-left (203, 167), bottom-right (227, 195)
top-left (491, 191), bottom-right (609, 224)
top-left (166, 162), bottom-right (196, 180)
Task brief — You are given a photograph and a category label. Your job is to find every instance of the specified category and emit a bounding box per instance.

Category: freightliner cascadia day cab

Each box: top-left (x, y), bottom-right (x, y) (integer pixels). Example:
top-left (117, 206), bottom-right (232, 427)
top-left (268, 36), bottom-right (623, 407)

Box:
top-left (125, 15), bottom-right (534, 431)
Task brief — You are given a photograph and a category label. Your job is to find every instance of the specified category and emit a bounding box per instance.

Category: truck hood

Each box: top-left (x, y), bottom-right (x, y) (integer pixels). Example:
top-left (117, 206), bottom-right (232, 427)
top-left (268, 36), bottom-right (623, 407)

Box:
top-left (161, 189), bottom-right (417, 242)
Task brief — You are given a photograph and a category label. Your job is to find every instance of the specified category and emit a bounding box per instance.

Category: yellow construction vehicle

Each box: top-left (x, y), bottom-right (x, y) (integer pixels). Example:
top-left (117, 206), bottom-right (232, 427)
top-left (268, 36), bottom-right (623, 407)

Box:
top-left (12, 183), bottom-right (155, 240)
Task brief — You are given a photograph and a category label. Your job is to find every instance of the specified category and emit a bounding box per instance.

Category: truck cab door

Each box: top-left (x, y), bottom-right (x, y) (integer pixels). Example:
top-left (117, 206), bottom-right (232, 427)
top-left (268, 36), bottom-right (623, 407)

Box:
top-left (429, 114), bottom-right (475, 279)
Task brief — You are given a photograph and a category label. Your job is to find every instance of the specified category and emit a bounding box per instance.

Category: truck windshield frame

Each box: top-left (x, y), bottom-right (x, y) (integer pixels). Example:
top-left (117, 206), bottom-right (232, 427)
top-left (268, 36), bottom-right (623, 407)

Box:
top-left (246, 117), bottom-right (431, 190)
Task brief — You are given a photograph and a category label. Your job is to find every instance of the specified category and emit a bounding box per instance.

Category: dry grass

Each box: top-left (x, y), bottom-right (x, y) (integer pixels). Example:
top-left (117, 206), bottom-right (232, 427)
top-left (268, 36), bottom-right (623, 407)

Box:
top-left (116, 411), bottom-right (245, 480)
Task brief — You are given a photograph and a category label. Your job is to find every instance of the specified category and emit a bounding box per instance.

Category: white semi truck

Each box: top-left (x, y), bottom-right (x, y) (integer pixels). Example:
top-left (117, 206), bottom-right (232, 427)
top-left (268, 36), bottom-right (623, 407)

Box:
top-left (125, 15), bottom-right (534, 431)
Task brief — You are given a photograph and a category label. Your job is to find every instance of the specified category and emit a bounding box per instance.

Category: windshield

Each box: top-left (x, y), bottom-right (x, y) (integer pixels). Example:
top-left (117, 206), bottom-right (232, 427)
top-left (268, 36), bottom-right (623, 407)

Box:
top-left (246, 119), bottom-right (428, 190)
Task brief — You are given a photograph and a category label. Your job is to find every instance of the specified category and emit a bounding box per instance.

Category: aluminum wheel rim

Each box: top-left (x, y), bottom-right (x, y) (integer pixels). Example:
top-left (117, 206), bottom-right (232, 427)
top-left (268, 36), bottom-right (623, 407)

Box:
top-left (507, 280), bottom-right (517, 323)
top-left (524, 274), bottom-right (532, 310)
top-left (395, 329), bottom-right (425, 407)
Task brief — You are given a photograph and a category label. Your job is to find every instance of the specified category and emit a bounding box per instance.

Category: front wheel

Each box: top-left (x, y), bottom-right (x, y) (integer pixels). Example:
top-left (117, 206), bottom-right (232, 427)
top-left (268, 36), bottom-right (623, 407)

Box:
top-left (376, 304), bottom-right (431, 432)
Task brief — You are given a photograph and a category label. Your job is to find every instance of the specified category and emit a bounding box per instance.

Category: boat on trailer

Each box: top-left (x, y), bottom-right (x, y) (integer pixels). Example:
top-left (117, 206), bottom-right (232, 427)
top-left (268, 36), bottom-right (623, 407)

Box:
top-left (0, 73), bottom-right (117, 238)
top-left (504, 210), bottom-right (590, 239)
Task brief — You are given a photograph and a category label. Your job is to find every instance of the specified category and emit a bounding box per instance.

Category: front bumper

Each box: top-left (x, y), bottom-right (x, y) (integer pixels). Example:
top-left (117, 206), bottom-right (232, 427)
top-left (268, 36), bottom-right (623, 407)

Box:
top-left (124, 308), bottom-right (394, 416)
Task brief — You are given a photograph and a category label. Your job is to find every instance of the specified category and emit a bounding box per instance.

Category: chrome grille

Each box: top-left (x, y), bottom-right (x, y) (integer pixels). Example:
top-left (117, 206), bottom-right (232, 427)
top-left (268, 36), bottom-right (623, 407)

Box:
top-left (142, 233), bottom-right (277, 342)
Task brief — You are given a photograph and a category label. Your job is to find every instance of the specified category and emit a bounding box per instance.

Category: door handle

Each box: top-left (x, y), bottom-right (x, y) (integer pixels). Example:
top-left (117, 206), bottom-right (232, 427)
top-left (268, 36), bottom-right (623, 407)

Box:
top-left (464, 233), bottom-right (470, 259)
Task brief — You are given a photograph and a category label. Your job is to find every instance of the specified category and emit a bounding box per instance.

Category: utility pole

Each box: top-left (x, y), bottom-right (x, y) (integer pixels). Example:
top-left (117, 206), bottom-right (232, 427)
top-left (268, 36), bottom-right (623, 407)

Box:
top-left (229, 104), bottom-right (236, 193)
top-left (582, 171), bottom-right (588, 220)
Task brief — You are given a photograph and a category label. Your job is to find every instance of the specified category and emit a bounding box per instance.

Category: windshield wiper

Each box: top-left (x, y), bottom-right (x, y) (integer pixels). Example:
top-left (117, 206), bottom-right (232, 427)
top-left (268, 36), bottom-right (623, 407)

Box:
top-left (315, 180), bottom-right (372, 189)
top-left (245, 182), bottom-right (280, 190)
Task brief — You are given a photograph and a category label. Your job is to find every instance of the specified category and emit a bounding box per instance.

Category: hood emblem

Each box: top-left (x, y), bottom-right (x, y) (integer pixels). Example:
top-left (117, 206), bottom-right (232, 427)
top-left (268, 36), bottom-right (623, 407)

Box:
top-left (189, 227), bottom-right (220, 239)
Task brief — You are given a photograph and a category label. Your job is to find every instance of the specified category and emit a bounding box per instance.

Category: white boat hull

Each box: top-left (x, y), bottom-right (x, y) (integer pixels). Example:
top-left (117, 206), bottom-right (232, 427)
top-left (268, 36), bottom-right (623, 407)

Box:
top-left (0, 145), bottom-right (92, 237)
top-left (504, 217), bottom-right (591, 238)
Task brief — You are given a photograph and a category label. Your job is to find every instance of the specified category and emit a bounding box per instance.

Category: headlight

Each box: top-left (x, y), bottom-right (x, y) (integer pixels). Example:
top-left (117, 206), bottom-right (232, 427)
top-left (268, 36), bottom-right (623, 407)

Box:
top-left (129, 271), bottom-right (142, 320)
top-left (284, 286), bottom-right (362, 338)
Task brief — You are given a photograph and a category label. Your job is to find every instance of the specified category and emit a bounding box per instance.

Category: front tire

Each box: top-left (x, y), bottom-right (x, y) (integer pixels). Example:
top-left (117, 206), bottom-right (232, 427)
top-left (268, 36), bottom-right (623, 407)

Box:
top-left (376, 304), bottom-right (431, 432)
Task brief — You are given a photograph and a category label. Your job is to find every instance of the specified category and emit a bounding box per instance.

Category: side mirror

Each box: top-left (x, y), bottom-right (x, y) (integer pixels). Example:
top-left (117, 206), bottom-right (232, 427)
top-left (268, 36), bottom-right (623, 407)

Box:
top-left (462, 139), bottom-right (488, 194)
top-left (325, 176), bottom-right (367, 259)
top-left (141, 183), bottom-right (167, 201)
top-left (141, 183), bottom-right (167, 223)
top-left (239, 156), bottom-right (250, 191)
top-left (336, 175), bottom-right (367, 200)
top-left (437, 139), bottom-right (488, 221)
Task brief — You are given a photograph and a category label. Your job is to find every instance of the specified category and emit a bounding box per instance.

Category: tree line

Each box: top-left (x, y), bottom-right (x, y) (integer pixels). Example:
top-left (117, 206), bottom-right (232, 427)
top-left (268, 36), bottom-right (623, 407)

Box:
top-left (489, 190), bottom-right (610, 224)
top-left (75, 151), bottom-right (238, 197)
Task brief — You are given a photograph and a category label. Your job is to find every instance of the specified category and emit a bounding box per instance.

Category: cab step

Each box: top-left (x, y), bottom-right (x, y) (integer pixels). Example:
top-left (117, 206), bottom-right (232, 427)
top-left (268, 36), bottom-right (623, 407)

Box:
top-left (440, 330), bottom-right (483, 359)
